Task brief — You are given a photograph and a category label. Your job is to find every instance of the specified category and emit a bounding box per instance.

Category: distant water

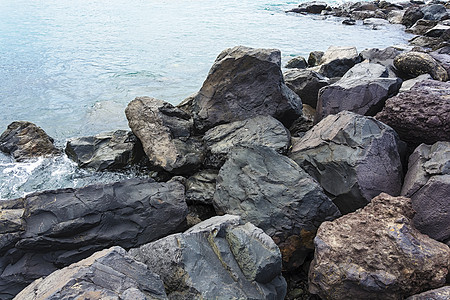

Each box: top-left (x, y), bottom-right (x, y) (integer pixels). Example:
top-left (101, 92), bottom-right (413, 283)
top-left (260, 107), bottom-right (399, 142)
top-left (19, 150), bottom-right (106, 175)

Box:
top-left (0, 0), bottom-right (411, 199)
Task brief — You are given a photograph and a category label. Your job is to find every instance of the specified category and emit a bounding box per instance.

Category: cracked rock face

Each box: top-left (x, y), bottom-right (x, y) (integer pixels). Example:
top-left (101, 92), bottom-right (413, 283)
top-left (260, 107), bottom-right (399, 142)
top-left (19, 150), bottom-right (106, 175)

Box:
top-left (309, 193), bottom-right (450, 300)
top-left (191, 46), bottom-right (302, 132)
top-left (0, 121), bottom-right (59, 161)
top-left (129, 215), bottom-right (287, 300)
top-left (290, 111), bottom-right (403, 214)
top-left (402, 142), bottom-right (450, 245)
top-left (13, 246), bottom-right (168, 300)
top-left (0, 178), bottom-right (188, 299)
top-left (213, 145), bottom-right (341, 269)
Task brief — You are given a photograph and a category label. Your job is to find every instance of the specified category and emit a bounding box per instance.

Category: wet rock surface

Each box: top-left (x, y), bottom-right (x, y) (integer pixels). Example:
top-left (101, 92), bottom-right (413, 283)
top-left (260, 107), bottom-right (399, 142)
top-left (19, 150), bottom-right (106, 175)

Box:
top-left (213, 145), bottom-right (340, 269)
top-left (309, 193), bottom-right (450, 300)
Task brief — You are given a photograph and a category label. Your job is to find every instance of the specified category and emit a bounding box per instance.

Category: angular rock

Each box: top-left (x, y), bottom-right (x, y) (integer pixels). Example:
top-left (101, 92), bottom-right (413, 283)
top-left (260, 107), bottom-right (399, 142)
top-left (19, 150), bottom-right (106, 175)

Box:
top-left (289, 104), bottom-right (316, 137)
top-left (393, 51), bottom-right (448, 81)
top-left (376, 80), bottom-right (450, 148)
top-left (288, 1), bottom-right (329, 14)
top-left (309, 193), bottom-right (450, 300)
top-left (129, 215), bottom-right (287, 300)
top-left (290, 111), bottom-right (404, 214)
top-left (285, 56), bottom-right (308, 69)
top-left (65, 130), bottom-right (142, 171)
top-left (406, 286), bottom-right (450, 300)
top-left (0, 178), bottom-right (188, 299)
top-left (318, 46), bottom-right (361, 78)
top-left (421, 4), bottom-right (448, 21)
top-left (13, 246), bottom-right (168, 300)
top-left (185, 169), bottom-right (218, 205)
top-left (406, 19), bottom-right (439, 35)
top-left (284, 69), bottom-right (330, 108)
top-left (399, 73), bottom-right (433, 92)
top-left (341, 62), bottom-right (389, 79)
top-left (192, 46), bottom-right (302, 132)
top-left (402, 7), bottom-right (424, 27)
top-left (360, 46), bottom-right (402, 77)
top-left (0, 121), bottom-right (59, 161)
top-left (401, 142), bottom-right (450, 245)
top-left (125, 96), bottom-right (204, 174)
top-left (408, 35), bottom-right (445, 50)
top-left (425, 24), bottom-right (450, 38)
top-left (430, 50), bottom-right (450, 78)
top-left (203, 115), bottom-right (290, 169)
top-left (388, 10), bottom-right (405, 24)
top-left (213, 145), bottom-right (341, 269)
top-left (308, 51), bottom-right (324, 67)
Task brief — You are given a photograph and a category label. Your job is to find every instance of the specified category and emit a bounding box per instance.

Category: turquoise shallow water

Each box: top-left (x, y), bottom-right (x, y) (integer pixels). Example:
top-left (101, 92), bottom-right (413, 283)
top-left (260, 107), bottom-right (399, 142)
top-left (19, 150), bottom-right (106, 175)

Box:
top-left (0, 0), bottom-right (411, 199)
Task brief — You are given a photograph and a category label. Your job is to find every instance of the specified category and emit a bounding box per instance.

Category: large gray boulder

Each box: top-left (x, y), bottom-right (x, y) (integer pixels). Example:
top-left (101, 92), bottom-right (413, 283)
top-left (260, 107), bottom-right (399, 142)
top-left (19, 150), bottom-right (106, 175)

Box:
top-left (309, 193), bottom-right (450, 300)
top-left (318, 46), bottom-right (361, 78)
top-left (376, 80), bottom-right (450, 149)
top-left (191, 46), bottom-right (302, 132)
top-left (402, 142), bottom-right (450, 245)
top-left (203, 115), bottom-right (290, 168)
top-left (290, 111), bottom-right (404, 214)
top-left (406, 286), bottom-right (450, 300)
top-left (0, 178), bottom-right (188, 299)
top-left (13, 246), bottom-right (168, 300)
top-left (125, 96), bottom-right (204, 174)
top-left (316, 64), bottom-right (402, 120)
top-left (129, 215), bottom-right (287, 300)
top-left (394, 51), bottom-right (448, 81)
top-left (0, 121), bottom-right (59, 161)
top-left (284, 69), bottom-right (329, 108)
top-left (213, 145), bottom-right (341, 269)
top-left (65, 130), bottom-right (141, 171)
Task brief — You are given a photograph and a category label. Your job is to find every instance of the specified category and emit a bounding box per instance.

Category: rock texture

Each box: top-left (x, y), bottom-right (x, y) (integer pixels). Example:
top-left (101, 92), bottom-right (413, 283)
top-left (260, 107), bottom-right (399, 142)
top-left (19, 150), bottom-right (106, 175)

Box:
top-left (129, 215), bottom-right (287, 300)
top-left (284, 69), bottom-right (329, 108)
top-left (318, 46), bottom-right (361, 78)
top-left (309, 193), bottom-right (450, 300)
top-left (213, 145), bottom-right (341, 269)
top-left (65, 130), bottom-right (141, 171)
top-left (0, 178), bottom-right (188, 299)
top-left (394, 51), bottom-right (448, 81)
top-left (376, 80), bottom-right (450, 148)
top-left (13, 246), bottom-right (168, 300)
top-left (290, 111), bottom-right (404, 214)
top-left (0, 121), bottom-right (59, 161)
top-left (285, 56), bottom-right (308, 69)
top-left (191, 46), bottom-right (302, 132)
top-left (185, 169), bottom-right (218, 205)
top-left (203, 115), bottom-right (290, 168)
top-left (125, 96), bottom-right (204, 174)
top-left (399, 74), bottom-right (432, 92)
top-left (406, 286), bottom-right (450, 300)
top-left (401, 142), bottom-right (450, 245)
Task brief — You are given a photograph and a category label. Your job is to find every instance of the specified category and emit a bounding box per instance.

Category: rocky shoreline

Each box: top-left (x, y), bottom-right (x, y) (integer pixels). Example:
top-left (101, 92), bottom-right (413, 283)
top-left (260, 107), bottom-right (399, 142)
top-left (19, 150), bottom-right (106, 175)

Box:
top-left (0, 1), bottom-right (449, 299)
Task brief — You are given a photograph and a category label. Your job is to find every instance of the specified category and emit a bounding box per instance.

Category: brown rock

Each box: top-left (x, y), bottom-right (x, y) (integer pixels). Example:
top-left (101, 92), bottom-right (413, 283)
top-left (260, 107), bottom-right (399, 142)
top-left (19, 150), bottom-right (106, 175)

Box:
top-left (393, 51), bottom-right (448, 81)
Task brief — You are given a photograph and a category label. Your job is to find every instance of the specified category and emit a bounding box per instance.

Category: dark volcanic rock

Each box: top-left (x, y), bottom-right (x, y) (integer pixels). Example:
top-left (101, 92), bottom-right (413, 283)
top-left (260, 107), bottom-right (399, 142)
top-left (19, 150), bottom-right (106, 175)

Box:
top-left (393, 51), bottom-right (448, 81)
top-left (129, 215), bottom-right (287, 300)
top-left (376, 80), bottom-right (450, 148)
top-left (402, 7), bottom-right (424, 27)
top-left (401, 142), bottom-right (450, 245)
top-left (290, 111), bottom-right (404, 214)
top-left (406, 286), bottom-right (450, 300)
top-left (0, 121), bottom-right (59, 161)
top-left (289, 104), bottom-right (316, 137)
top-left (125, 96), bottom-right (204, 174)
top-left (309, 193), bottom-right (450, 300)
top-left (308, 51), bottom-right (324, 67)
top-left (213, 145), bottom-right (341, 269)
top-left (13, 246), bottom-right (168, 300)
top-left (285, 56), bottom-right (308, 69)
top-left (185, 169), bottom-right (218, 205)
top-left (421, 4), bottom-right (448, 21)
top-left (318, 46), bottom-right (361, 78)
top-left (0, 178), bottom-right (188, 299)
top-left (284, 69), bottom-right (330, 108)
top-left (288, 1), bottom-right (329, 14)
top-left (191, 46), bottom-right (302, 132)
top-left (65, 130), bottom-right (142, 171)
top-left (203, 115), bottom-right (290, 169)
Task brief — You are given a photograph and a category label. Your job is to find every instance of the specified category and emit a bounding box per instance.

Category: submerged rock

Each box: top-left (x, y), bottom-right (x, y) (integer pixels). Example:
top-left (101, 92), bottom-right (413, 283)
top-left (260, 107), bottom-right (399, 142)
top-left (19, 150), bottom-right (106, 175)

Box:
top-left (394, 51), bottom-right (448, 81)
top-left (129, 215), bottom-right (287, 300)
top-left (0, 121), bottom-right (59, 161)
top-left (192, 46), bottom-right (302, 132)
top-left (213, 145), bottom-right (340, 269)
top-left (13, 246), bottom-right (168, 300)
top-left (309, 193), bottom-right (450, 300)
top-left (290, 111), bottom-right (404, 214)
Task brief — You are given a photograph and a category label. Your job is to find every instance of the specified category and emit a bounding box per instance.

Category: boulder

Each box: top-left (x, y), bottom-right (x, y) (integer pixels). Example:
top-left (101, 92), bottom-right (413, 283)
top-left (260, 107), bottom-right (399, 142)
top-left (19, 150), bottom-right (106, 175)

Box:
top-left (376, 80), bottom-right (450, 148)
top-left (421, 4), bottom-right (448, 21)
top-left (0, 121), bottom-right (59, 161)
top-left (290, 111), bottom-right (404, 214)
top-left (401, 7), bottom-right (424, 27)
top-left (125, 96), bottom-right (204, 174)
top-left (399, 73), bottom-right (433, 92)
top-left (401, 142), bottom-right (450, 245)
top-left (288, 1), bottom-right (329, 14)
top-left (430, 50), bottom-right (450, 78)
top-left (191, 46), bottom-right (302, 132)
top-left (342, 18), bottom-right (356, 25)
top-left (185, 169), bottom-right (218, 205)
top-left (129, 215), bottom-right (287, 300)
top-left (363, 17), bottom-right (391, 27)
top-left (316, 66), bottom-right (402, 120)
top-left (406, 286), bottom-right (450, 300)
top-left (289, 104), bottom-right (316, 137)
top-left (388, 10), bottom-right (406, 24)
top-left (309, 193), bottom-right (450, 300)
top-left (308, 51), bottom-right (324, 67)
top-left (203, 115), bottom-right (290, 168)
top-left (213, 145), bottom-right (341, 269)
top-left (65, 130), bottom-right (142, 171)
top-left (406, 19), bottom-right (439, 35)
top-left (285, 56), bottom-right (308, 69)
top-left (408, 35), bottom-right (445, 50)
top-left (13, 246), bottom-right (168, 300)
top-left (318, 46), bottom-right (361, 78)
top-left (360, 46), bottom-right (402, 77)
top-left (284, 69), bottom-right (330, 108)
top-left (393, 51), bottom-right (448, 81)
top-left (0, 178), bottom-right (188, 299)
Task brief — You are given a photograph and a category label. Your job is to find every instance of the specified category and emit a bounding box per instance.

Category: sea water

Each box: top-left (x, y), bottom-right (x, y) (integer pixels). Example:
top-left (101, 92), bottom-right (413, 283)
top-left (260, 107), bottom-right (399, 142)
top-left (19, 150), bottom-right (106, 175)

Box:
top-left (0, 0), bottom-right (411, 199)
